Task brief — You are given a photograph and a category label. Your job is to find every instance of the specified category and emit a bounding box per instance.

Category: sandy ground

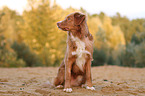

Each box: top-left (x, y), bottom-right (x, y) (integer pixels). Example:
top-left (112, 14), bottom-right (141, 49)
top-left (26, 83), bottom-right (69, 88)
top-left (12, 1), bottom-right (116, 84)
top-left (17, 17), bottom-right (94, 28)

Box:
top-left (0, 66), bottom-right (145, 96)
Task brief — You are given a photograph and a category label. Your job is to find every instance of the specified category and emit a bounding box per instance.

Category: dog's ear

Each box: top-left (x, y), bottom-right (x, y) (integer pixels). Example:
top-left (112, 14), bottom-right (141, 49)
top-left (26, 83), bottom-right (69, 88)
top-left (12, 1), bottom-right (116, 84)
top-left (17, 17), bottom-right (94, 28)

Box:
top-left (74, 12), bottom-right (85, 25)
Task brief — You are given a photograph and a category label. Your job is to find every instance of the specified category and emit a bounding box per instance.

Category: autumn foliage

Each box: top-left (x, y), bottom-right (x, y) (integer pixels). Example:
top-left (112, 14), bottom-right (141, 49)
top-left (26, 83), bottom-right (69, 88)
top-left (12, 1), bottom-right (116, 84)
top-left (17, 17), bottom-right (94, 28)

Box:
top-left (0, 0), bottom-right (145, 67)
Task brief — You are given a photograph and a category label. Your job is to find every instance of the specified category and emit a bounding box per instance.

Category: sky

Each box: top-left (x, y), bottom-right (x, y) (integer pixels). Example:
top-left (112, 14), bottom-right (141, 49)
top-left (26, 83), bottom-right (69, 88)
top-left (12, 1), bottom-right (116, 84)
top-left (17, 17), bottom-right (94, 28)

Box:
top-left (0, 0), bottom-right (145, 20)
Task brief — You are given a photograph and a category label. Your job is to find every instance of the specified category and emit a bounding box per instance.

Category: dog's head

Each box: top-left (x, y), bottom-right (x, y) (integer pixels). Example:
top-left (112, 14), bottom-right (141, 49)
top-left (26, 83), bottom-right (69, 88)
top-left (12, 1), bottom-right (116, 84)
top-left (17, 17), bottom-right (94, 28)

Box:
top-left (57, 12), bottom-right (86, 31)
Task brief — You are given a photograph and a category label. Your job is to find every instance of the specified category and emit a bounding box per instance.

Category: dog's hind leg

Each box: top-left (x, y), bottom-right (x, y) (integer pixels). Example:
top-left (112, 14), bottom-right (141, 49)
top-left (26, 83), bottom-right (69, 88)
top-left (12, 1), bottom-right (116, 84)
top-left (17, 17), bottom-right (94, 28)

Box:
top-left (54, 61), bottom-right (65, 88)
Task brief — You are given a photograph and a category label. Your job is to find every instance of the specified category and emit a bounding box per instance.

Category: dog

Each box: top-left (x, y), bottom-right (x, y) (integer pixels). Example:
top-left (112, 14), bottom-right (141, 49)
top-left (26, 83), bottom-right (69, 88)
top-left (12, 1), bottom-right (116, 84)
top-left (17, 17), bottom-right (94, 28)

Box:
top-left (54, 12), bottom-right (95, 92)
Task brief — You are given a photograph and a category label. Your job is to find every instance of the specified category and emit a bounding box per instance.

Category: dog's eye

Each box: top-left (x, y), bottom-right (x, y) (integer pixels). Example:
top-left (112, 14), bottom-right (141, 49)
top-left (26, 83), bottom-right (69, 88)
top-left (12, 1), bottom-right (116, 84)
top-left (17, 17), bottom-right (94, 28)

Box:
top-left (68, 18), bottom-right (71, 20)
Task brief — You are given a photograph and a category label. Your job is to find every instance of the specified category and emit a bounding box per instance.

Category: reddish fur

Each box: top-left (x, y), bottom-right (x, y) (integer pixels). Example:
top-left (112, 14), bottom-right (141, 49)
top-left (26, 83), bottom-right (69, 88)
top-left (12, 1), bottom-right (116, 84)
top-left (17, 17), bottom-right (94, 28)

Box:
top-left (54, 12), bottom-right (94, 89)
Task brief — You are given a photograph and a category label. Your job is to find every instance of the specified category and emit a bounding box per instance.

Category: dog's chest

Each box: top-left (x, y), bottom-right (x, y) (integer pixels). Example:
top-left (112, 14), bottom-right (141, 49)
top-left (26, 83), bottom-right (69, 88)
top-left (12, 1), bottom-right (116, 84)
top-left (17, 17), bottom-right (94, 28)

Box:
top-left (71, 34), bottom-right (91, 71)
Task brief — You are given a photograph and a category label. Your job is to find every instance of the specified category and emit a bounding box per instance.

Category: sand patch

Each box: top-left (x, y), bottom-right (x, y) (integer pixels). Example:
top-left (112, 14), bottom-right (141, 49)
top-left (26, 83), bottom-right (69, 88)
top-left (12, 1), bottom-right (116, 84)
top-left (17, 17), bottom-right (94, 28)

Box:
top-left (0, 66), bottom-right (145, 96)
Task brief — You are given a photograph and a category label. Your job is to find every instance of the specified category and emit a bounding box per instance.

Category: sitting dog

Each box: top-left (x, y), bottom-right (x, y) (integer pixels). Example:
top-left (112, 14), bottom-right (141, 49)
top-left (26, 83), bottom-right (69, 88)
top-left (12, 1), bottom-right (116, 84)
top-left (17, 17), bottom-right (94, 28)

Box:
top-left (54, 12), bottom-right (95, 92)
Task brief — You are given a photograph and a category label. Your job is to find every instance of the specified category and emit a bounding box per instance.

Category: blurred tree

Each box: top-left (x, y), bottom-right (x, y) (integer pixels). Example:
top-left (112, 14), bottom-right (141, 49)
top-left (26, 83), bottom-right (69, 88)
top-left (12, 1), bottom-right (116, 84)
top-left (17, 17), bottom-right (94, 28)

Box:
top-left (92, 48), bottom-right (107, 66)
top-left (0, 7), bottom-right (23, 42)
top-left (0, 36), bottom-right (26, 67)
top-left (11, 41), bottom-right (42, 67)
top-left (0, 9), bottom-right (25, 67)
top-left (103, 16), bottom-right (125, 49)
top-left (134, 41), bottom-right (145, 67)
top-left (131, 32), bottom-right (145, 44)
top-left (0, 1), bottom-right (145, 67)
top-left (112, 13), bottom-right (145, 44)
top-left (99, 12), bottom-right (105, 22)
top-left (21, 0), bottom-right (78, 66)
top-left (122, 43), bottom-right (136, 67)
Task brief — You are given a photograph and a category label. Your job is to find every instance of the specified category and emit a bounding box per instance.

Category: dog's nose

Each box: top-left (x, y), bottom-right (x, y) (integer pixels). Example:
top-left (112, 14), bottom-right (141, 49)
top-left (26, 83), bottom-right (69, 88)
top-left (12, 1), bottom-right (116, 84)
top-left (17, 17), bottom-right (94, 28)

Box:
top-left (57, 22), bottom-right (60, 27)
top-left (57, 21), bottom-right (62, 27)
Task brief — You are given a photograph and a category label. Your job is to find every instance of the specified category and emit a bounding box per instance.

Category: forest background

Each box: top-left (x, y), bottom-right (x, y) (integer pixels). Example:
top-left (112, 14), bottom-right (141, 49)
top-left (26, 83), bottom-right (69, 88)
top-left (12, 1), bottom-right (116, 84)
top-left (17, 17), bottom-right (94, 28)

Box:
top-left (0, 0), bottom-right (145, 68)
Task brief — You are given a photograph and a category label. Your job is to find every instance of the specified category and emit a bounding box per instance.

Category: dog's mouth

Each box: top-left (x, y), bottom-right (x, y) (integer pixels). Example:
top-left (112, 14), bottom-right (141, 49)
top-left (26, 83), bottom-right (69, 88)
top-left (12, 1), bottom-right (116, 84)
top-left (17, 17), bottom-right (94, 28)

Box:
top-left (58, 26), bottom-right (69, 31)
top-left (62, 28), bottom-right (69, 31)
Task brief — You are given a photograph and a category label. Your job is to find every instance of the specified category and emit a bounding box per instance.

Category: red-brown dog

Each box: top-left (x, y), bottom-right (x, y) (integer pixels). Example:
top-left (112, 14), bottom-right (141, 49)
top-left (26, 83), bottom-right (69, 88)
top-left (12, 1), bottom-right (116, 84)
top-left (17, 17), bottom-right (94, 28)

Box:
top-left (54, 12), bottom-right (95, 92)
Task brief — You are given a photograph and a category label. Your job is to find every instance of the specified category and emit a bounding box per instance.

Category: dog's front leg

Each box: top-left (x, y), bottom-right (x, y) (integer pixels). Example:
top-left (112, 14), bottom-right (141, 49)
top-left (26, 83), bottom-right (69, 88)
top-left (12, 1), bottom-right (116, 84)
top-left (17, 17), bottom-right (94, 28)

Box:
top-left (85, 59), bottom-right (95, 90)
top-left (63, 58), bottom-right (75, 93)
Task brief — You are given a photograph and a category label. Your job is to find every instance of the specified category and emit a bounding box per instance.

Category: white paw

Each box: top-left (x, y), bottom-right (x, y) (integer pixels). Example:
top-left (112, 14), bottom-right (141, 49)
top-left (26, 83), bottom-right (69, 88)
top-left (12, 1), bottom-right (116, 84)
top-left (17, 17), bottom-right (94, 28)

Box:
top-left (86, 86), bottom-right (95, 90)
top-left (56, 85), bottom-right (63, 89)
top-left (63, 88), bottom-right (72, 93)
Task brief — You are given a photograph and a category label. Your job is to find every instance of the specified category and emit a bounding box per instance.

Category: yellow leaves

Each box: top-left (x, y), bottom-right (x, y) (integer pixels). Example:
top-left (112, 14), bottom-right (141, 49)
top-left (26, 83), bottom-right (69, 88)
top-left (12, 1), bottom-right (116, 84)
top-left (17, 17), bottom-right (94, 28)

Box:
top-left (90, 14), bottom-right (126, 50)
top-left (109, 26), bottom-right (126, 49)
top-left (88, 16), bottom-right (103, 48)
top-left (45, 42), bottom-right (49, 47)
top-left (1, 0), bottom-right (145, 67)
top-left (103, 16), bottom-right (113, 36)
top-left (32, 39), bottom-right (37, 43)
top-left (50, 49), bottom-right (56, 53)
top-left (51, 54), bottom-right (55, 59)
top-left (88, 16), bottom-right (102, 36)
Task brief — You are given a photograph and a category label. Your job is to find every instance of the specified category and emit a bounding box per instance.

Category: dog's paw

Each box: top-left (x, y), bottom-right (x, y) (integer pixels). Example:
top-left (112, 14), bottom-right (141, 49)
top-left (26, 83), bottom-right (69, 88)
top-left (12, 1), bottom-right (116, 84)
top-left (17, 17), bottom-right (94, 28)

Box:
top-left (63, 88), bottom-right (72, 93)
top-left (56, 85), bottom-right (63, 89)
top-left (86, 86), bottom-right (95, 90)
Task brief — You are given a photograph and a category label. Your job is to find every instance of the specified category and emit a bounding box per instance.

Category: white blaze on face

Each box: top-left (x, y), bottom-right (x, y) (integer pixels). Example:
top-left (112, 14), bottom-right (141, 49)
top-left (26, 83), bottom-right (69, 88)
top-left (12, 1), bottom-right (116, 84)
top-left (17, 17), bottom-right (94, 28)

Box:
top-left (71, 33), bottom-right (91, 71)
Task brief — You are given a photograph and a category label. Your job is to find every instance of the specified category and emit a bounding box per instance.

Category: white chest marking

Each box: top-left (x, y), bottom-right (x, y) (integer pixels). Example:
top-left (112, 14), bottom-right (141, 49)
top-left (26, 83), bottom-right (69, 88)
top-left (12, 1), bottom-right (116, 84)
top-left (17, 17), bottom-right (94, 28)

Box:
top-left (71, 34), bottom-right (91, 71)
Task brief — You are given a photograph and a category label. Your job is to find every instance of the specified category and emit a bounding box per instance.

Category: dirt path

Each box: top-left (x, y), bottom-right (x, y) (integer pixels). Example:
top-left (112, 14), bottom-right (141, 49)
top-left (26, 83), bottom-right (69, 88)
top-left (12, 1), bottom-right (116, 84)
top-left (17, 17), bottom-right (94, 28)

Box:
top-left (0, 66), bottom-right (145, 96)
